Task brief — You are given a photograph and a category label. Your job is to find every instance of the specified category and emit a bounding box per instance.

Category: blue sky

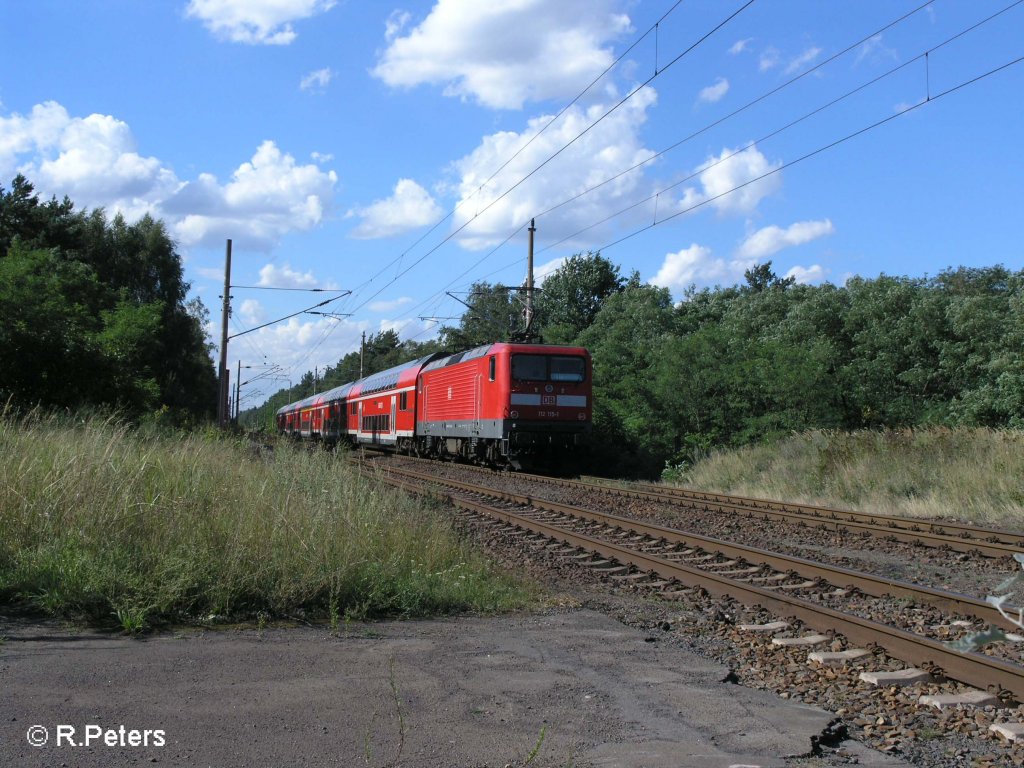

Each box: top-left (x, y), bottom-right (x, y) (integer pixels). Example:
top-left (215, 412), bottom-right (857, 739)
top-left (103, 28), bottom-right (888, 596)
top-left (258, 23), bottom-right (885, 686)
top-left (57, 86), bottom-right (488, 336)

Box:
top-left (2, 1), bottom-right (1022, 407)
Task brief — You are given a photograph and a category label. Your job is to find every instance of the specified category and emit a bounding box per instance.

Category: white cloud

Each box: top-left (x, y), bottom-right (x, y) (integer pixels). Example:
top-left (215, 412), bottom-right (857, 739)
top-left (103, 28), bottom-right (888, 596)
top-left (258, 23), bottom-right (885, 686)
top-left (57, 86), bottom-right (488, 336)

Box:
top-left (729, 38), bottom-right (752, 55)
top-left (185, 0), bottom-right (335, 45)
top-left (258, 262), bottom-right (318, 288)
top-left (855, 34), bottom-right (899, 67)
top-left (222, 314), bottom-right (438, 399)
top-left (239, 298), bottom-right (266, 325)
top-left (698, 77), bottom-right (729, 104)
top-left (759, 46), bottom-right (780, 72)
top-left (450, 87), bottom-right (658, 249)
top-left (372, 0), bottom-right (631, 109)
top-left (368, 296), bottom-right (414, 313)
top-left (385, 9), bottom-right (411, 41)
top-left (0, 101), bottom-right (338, 251)
top-left (648, 240), bottom-right (824, 294)
top-left (648, 244), bottom-right (729, 293)
top-left (784, 46), bottom-right (822, 75)
top-left (311, 151), bottom-right (333, 163)
top-left (377, 316), bottom-right (433, 339)
top-left (534, 256), bottom-right (567, 284)
top-left (1, 101), bottom-right (177, 221)
top-left (678, 144), bottom-right (782, 217)
top-left (196, 267), bottom-right (225, 281)
top-left (300, 67), bottom-right (335, 92)
top-left (166, 140), bottom-right (337, 250)
top-left (785, 264), bottom-right (826, 284)
top-left (894, 99), bottom-right (925, 114)
top-left (348, 178), bottom-right (443, 239)
top-left (736, 219), bottom-right (835, 260)
top-left (233, 316), bottom-right (365, 385)
top-left (0, 102), bottom-right (74, 170)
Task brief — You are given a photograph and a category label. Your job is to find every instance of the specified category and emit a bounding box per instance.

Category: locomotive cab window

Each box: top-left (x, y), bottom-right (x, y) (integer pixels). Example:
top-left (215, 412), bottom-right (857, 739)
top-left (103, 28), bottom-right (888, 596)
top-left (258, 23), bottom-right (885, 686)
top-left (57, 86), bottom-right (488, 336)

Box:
top-left (511, 354), bottom-right (586, 382)
top-left (511, 354), bottom-right (548, 381)
top-left (488, 355), bottom-right (496, 382)
top-left (550, 356), bottom-right (585, 382)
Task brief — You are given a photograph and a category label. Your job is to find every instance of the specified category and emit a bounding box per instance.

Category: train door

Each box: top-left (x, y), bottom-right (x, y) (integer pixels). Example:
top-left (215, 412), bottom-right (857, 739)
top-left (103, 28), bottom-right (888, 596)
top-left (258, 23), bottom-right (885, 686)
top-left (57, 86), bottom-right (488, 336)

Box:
top-left (358, 401), bottom-right (363, 442)
top-left (390, 395), bottom-right (396, 439)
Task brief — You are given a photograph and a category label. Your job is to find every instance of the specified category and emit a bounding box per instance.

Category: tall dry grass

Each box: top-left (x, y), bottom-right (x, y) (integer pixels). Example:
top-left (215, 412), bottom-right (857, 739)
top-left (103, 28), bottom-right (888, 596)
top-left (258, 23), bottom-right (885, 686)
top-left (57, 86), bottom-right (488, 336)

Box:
top-left (664, 428), bottom-right (1024, 527)
top-left (0, 410), bottom-right (529, 629)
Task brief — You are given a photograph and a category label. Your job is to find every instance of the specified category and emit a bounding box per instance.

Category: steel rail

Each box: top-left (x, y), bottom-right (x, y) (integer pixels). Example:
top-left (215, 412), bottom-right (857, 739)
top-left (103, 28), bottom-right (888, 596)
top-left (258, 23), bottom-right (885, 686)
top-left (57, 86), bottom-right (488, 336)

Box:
top-left (368, 466), bottom-right (1024, 701)
top-left (375, 454), bottom-right (1021, 557)
top-left (377, 463), bottom-right (1017, 630)
top-left (600, 477), bottom-right (1024, 550)
top-left (536, 472), bottom-right (1023, 557)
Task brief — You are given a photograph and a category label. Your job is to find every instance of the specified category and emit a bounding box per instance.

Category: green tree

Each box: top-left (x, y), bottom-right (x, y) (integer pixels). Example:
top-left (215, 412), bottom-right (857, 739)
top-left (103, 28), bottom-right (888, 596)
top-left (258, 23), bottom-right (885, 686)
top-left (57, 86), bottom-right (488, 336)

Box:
top-left (439, 281), bottom-right (521, 349)
top-left (0, 176), bottom-right (217, 420)
top-left (534, 252), bottom-right (624, 344)
top-left (0, 245), bottom-right (104, 406)
top-left (578, 275), bottom-right (676, 475)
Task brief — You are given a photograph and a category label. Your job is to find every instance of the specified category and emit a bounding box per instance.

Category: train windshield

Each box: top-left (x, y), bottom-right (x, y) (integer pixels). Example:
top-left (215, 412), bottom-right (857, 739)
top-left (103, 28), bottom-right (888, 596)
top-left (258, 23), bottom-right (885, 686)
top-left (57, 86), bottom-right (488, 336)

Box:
top-left (511, 354), bottom-right (585, 383)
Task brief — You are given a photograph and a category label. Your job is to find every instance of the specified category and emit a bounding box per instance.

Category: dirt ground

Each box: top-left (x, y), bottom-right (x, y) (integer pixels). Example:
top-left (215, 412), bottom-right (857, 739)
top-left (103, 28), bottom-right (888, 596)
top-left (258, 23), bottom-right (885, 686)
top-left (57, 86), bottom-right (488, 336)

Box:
top-left (0, 608), bottom-right (912, 768)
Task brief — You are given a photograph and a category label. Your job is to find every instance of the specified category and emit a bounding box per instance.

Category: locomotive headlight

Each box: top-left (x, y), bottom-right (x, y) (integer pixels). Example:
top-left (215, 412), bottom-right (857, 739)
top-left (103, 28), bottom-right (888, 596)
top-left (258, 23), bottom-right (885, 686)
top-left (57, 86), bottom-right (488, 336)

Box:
top-left (510, 410), bottom-right (519, 419)
top-left (577, 413), bottom-right (586, 420)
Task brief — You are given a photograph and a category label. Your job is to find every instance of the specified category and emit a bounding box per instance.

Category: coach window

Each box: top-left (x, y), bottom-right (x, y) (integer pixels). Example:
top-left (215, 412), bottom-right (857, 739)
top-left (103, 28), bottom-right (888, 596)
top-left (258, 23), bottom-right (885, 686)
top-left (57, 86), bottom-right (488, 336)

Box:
top-left (488, 355), bottom-right (496, 382)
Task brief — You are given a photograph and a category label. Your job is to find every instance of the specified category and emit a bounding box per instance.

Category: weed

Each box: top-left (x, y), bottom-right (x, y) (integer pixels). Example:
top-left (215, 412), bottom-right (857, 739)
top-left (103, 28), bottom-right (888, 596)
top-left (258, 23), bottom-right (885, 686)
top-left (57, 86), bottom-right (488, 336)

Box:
top-left (666, 428), bottom-right (1024, 527)
top-left (0, 410), bottom-right (530, 626)
top-left (115, 606), bottom-right (148, 634)
top-left (363, 710), bottom-right (377, 766)
top-left (328, 576), bottom-right (341, 635)
top-left (523, 725), bottom-right (547, 765)
top-left (329, 600), bottom-right (341, 635)
top-left (387, 656), bottom-right (406, 766)
top-left (361, 657), bottom-right (406, 768)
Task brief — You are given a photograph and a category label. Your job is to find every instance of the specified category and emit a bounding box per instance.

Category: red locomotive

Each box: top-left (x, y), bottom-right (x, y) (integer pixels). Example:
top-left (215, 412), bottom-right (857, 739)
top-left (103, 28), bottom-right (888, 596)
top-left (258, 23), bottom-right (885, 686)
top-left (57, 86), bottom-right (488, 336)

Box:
top-left (276, 342), bottom-right (591, 468)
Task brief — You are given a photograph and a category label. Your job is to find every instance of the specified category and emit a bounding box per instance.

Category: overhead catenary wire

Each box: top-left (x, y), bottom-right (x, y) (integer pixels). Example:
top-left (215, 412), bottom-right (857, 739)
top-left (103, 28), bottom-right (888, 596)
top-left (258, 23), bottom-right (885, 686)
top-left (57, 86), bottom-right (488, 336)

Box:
top-left (263, 3), bottom-right (767, 386)
top-left (595, 52), bottom-right (1024, 255)
top-left (532, 0), bottom-right (1024, 259)
top-left (270, 3), bottom-right (1021, 405)
top-left (265, 1), bottom-right (725, 400)
top-left (231, 285), bottom-right (338, 292)
top-left (231, 315), bottom-right (272, 363)
top-left (338, 0), bottom-right (757, 320)
top-left (440, 0), bottom-right (1017, 289)
top-left (341, 0), bottom-right (691, 304)
top-left (379, 0), bottom-right (945, 333)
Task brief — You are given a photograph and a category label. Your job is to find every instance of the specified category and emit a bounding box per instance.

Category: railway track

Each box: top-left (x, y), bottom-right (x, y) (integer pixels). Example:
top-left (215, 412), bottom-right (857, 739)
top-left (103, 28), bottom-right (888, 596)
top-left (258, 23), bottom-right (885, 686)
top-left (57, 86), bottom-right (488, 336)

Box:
top-left (591, 476), bottom-right (1024, 554)
top-left (371, 453), bottom-right (1022, 558)
top-left (360, 458), bottom-right (1024, 703)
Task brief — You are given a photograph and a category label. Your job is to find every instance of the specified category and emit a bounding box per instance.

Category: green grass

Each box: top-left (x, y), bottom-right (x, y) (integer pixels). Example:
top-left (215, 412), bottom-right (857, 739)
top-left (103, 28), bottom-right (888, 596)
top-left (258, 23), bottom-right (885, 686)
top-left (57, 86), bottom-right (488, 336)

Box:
top-left (0, 410), bottom-right (531, 629)
top-left (663, 427), bottom-right (1024, 527)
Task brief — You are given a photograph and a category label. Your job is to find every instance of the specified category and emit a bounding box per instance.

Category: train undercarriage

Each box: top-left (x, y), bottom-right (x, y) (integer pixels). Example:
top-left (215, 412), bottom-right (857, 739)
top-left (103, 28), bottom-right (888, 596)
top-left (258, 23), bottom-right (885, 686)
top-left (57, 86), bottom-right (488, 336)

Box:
top-left (395, 430), bottom-right (588, 473)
